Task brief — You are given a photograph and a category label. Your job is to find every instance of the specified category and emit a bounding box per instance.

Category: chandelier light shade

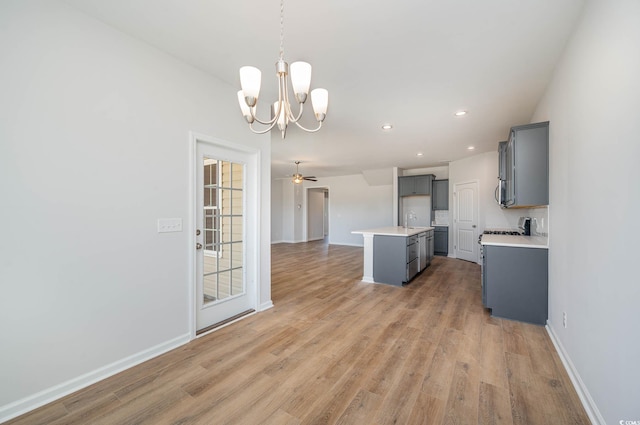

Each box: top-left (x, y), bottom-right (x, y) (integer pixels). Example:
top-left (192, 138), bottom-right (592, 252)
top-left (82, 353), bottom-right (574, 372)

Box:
top-left (237, 0), bottom-right (328, 139)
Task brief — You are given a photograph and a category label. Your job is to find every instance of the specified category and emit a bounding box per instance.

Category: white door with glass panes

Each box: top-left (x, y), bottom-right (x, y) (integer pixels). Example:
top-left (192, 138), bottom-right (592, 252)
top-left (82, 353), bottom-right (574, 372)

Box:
top-left (195, 139), bottom-right (257, 333)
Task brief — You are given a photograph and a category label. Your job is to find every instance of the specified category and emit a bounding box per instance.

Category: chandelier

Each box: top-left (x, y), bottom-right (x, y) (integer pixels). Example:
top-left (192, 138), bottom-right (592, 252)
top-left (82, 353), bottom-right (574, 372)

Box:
top-left (236, 0), bottom-right (328, 139)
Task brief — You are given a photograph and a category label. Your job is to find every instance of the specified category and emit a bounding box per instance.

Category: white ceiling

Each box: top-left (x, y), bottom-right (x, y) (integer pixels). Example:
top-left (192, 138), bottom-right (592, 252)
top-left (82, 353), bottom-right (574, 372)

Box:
top-left (64, 0), bottom-right (585, 180)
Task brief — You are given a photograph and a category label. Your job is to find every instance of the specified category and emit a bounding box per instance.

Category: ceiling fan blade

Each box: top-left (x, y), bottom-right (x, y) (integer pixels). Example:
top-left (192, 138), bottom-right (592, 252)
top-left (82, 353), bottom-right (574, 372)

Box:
top-left (304, 177), bottom-right (317, 181)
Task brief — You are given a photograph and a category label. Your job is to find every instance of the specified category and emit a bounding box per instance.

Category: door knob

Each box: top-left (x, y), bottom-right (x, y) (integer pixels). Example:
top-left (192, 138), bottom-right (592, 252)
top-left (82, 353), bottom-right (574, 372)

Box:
top-left (196, 243), bottom-right (203, 250)
top-left (196, 229), bottom-right (201, 236)
top-left (472, 225), bottom-right (477, 228)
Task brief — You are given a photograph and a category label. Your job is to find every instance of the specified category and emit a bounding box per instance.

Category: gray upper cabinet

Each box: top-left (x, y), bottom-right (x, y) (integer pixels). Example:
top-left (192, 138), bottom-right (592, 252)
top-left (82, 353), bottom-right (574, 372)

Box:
top-left (399, 174), bottom-right (434, 196)
top-left (431, 179), bottom-right (448, 210)
top-left (501, 121), bottom-right (549, 208)
top-left (498, 141), bottom-right (507, 181)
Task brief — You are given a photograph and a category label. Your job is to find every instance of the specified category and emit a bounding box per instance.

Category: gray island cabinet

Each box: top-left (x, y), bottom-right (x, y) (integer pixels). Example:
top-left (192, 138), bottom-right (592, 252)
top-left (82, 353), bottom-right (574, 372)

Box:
top-left (352, 226), bottom-right (434, 286)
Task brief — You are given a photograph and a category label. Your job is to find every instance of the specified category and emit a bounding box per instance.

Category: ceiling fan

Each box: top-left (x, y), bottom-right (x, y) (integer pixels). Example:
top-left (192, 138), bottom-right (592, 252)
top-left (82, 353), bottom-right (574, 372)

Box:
top-left (292, 161), bottom-right (317, 183)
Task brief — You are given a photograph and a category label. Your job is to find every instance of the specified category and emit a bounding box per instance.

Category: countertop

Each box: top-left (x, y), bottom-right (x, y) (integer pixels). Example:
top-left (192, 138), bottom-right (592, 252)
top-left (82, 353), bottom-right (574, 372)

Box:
top-left (481, 234), bottom-right (548, 249)
top-left (352, 226), bottom-right (435, 237)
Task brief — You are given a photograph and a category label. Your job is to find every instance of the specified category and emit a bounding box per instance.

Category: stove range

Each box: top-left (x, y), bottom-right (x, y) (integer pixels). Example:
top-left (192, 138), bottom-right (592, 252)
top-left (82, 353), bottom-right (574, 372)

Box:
top-left (478, 229), bottom-right (522, 245)
top-left (482, 230), bottom-right (522, 235)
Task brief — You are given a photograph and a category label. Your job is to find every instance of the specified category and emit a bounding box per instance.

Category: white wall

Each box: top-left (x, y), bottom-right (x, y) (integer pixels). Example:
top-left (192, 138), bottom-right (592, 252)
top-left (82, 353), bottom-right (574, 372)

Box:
top-left (304, 175), bottom-right (393, 246)
top-left (276, 179), bottom-right (305, 243)
top-left (531, 0), bottom-right (640, 422)
top-left (307, 189), bottom-right (326, 241)
top-left (0, 1), bottom-right (271, 420)
top-left (401, 166), bottom-right (449, 179)
top-left (271, 179), bottom-right (284, 242)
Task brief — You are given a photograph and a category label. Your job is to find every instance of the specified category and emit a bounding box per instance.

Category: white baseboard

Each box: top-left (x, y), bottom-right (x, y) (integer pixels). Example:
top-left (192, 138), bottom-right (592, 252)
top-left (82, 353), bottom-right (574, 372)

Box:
top-left (271, 239), bottom-right (285, 244)
top-left (545, 323), bottom-right (605, 425)
top-left (259, 300), bottom-right (274, 311)
top-left (329, 242), bottom-right (364, 247)
top-left (0, 333), bottom-right (191, 423)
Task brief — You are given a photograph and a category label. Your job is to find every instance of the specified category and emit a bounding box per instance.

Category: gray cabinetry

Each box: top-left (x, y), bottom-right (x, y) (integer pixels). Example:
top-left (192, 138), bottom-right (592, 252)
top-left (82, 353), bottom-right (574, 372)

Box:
top-left (373, 231), bottom-right (433, 286)
top-left (399, 174), bottom-right (434, 196)
top-left (501, 121), bottom-right (549, 208)
top-left (498, 141), bottom-right (507, 180)
top-left (421, 230), bottom-right (434, 269)
top-left (434, 227), bottom-right (448, 256)
top-left (483, 245), bottom-right (548, 325)
top-left (431, 179), bottom-right (449, 210)
top-left (373, 235), bottom-right (419, 286)
top-left (427, 230), bottom-right (434, 264)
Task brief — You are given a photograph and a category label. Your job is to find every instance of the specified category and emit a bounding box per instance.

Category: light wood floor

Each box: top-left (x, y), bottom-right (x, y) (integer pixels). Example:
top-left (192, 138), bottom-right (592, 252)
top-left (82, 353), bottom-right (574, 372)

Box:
top-left (8, 241), bottom-right (590, 425)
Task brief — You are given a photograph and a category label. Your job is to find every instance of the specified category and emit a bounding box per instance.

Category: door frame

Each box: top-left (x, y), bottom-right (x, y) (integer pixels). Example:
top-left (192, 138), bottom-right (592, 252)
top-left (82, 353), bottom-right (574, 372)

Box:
top-left (305, 186), bottom-right (329, 242)
top-left (188, 131), bottom-right (261, 339)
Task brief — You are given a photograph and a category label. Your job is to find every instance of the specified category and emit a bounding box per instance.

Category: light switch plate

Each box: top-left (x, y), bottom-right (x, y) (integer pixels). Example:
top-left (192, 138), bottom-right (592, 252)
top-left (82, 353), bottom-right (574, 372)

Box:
top-left (157, 218), bottom-right (183, 233)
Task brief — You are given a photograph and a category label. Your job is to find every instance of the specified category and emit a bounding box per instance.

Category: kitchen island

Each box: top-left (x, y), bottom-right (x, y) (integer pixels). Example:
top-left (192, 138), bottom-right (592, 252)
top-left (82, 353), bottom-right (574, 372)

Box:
top-left (352, 226), bottom-right (434, 285)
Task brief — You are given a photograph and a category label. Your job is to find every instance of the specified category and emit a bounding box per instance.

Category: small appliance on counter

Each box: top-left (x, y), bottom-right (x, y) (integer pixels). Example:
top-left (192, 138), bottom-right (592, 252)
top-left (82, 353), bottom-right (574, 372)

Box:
top-left (518, 217), bottom-right (532, 236)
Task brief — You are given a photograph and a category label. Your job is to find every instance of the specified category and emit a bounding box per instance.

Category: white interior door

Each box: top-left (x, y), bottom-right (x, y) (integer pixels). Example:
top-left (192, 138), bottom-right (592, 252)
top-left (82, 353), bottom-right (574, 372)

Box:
top-left (195, 139), bottom-right (257, 333)
top-left (454, 181), bottom-right (479, 263)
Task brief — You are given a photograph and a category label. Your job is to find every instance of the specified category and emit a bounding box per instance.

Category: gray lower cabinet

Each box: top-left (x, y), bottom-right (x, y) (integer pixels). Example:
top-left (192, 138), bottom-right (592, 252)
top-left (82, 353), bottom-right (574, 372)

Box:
top-left (374, 232), bottom-right (432, 286)
top-left (434, 227), bottom-right (448, 256)
top-left (483, 245), bottom-right (548, 325)
top-left (427, 230), bottom-right (434, 266)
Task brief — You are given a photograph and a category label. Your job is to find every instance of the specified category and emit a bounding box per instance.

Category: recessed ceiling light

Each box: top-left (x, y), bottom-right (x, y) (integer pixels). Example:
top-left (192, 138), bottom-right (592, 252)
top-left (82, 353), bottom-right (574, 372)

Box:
top-left (467, 146), bottom-right (475, 150)
top-left (417, 152), bottom-right (424, 157)
top-left (381, 124), bottom-right (393, 130)
top-left (455, 110), bottom-right (467, 116)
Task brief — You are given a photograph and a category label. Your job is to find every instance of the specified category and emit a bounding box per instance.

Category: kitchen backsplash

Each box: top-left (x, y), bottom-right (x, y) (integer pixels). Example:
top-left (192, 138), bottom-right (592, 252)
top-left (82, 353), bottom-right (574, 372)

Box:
top-left (434, 210), bottom-right (449, 226)
top-left (527, 207), bottom-right (548, 236)
top-left (485, 206), bottom-right (548, 236)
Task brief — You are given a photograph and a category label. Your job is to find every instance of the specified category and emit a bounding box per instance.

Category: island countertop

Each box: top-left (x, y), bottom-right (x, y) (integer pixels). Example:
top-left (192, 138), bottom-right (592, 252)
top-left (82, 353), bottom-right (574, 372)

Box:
top-left (352, 226), bottom-right (435, 237)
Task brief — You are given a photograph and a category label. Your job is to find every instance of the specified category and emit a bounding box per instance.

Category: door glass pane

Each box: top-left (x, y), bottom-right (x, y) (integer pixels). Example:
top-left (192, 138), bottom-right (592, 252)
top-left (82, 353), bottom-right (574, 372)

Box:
top-left (202, 157), bottom-right (244, 305)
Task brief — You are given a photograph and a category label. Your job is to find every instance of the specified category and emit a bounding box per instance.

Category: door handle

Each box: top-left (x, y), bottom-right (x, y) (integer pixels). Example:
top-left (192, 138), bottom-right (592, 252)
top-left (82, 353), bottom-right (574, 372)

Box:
top-left (472, 225), bottom-right (476, 228)
top-left (196, 243), bottom-right (203, 250)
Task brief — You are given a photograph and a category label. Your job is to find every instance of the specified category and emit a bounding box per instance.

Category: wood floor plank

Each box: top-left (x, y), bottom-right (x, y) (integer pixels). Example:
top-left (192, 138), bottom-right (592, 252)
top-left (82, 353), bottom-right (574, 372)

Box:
top-left (372, 339), bottom-right (428, 425)
top-left (420, 327), bottom-right (463, 400)
top-left (478, 381), bottom-right (513, 425)
top-left (441, 361), bottom-right (480, 425)
top-left (480, 322), bottom-right (509, 390)
top-left (407, 391), bottom-right (446, 424)
top-left (334, 389), bottom-right (382, 425)
top-left (49, 394), bottom-right (121, 425)
top-left (6, 242), bottom-right (590, 425)
top-left (505, 352), bottom-right (549, 425)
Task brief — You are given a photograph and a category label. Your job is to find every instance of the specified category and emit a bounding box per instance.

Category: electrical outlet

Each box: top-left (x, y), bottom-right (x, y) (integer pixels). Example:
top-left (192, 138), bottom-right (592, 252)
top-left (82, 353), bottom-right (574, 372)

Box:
top-left (563, 312), bottom-right (567, 328)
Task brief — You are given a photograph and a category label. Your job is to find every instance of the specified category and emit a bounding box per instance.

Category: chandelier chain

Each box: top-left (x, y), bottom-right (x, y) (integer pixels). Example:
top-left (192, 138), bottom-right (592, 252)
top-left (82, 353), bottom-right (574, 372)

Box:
top-left (279, 0), bottom-right (284, 60)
